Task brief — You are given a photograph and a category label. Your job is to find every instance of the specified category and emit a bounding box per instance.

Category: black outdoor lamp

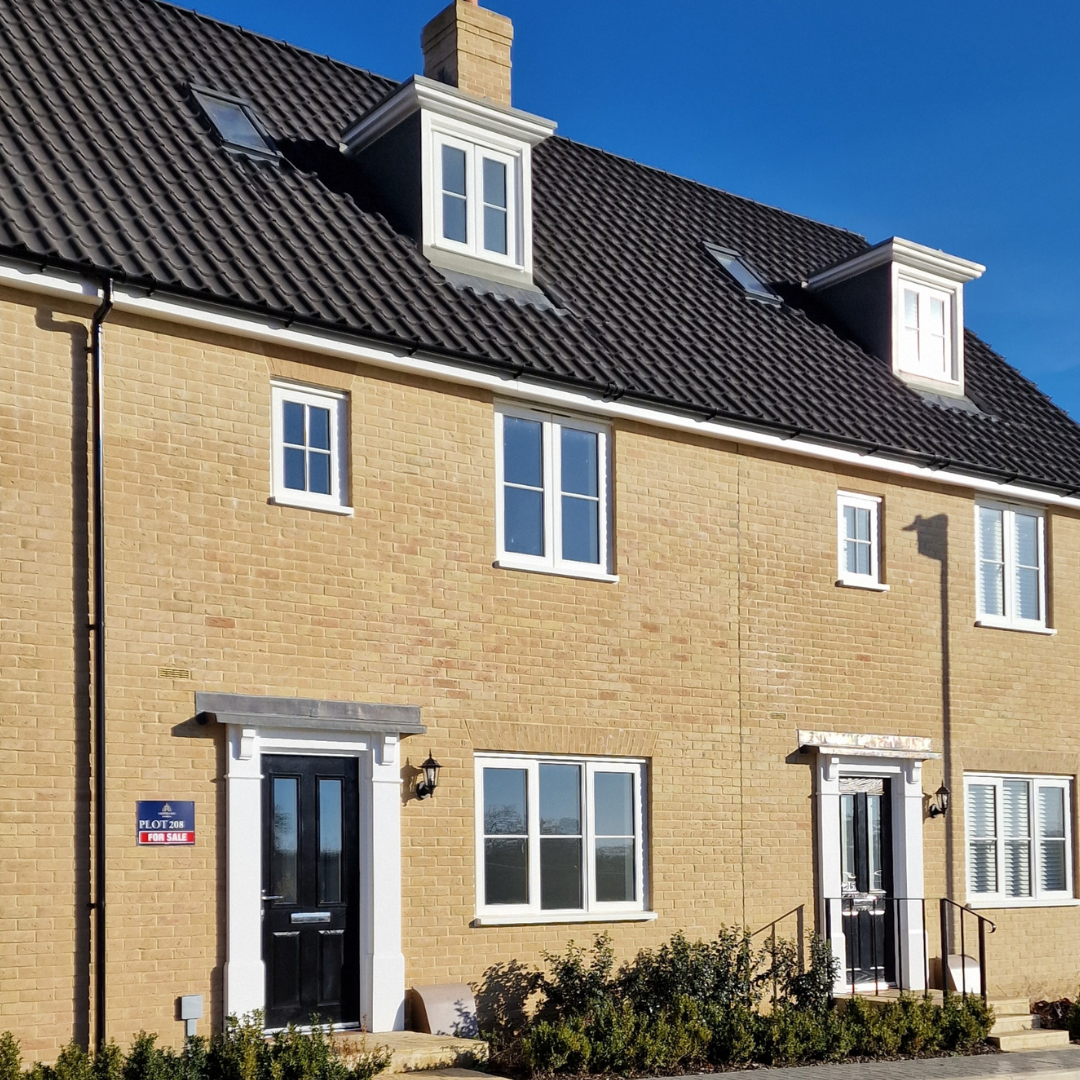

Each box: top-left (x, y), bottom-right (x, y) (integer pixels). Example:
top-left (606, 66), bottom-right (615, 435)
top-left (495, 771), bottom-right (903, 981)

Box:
top-left (928, 784), bottom-right (951, 818)
top-left (416, 752), bottom-right (442, 800)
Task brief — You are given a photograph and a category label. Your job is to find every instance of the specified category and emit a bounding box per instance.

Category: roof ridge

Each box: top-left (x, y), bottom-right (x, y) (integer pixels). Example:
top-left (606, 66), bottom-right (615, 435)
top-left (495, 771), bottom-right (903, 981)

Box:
top-left (550, 134), bottom-right (869, 248)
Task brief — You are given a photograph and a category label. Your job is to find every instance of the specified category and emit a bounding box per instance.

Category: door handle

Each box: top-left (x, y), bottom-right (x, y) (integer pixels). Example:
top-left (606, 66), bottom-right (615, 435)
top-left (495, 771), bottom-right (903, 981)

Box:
top-left (261, 893), bottom-right (284, 902)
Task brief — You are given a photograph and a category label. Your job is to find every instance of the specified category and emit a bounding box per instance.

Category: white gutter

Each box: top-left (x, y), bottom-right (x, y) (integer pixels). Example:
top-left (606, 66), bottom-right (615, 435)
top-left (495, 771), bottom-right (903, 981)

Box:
top-left (5, 258), bottom-right (1080, 512)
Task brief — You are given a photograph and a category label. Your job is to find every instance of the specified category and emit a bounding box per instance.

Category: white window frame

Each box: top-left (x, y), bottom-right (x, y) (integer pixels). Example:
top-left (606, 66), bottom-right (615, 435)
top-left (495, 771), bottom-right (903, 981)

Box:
top-left (474, 752), bottom-right (652, 925)
top-left (270, 380), bottom-right (351, 515)
top-left (974, 500), bottom-right (1050, 633)
top-left (891, 267), bottom-right (964, 391)
top-left (494, 403), bottom-right (615, 581)
top-left (964, 773), bottom-right (1075, 908)
top-left (836, 491), bottom-right (887, 590)
top-left (430, 126), bottom-right (522, 269)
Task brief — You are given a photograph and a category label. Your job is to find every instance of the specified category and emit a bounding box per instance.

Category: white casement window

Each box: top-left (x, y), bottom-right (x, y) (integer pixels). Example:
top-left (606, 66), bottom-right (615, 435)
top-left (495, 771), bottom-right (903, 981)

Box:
top-left (836, 491), bottom-right (885, 589)
top-left (475, 753), bottom-right (647, 921)
top-left (435, 134), bottom-right (519, 266)
top-left (270, 381), bottom-right (351, 514)
top-left (976, 502), bottom-right (1048, 630)
top-left (495, 405), bottom-right (613, 579)
top-left (898, 280), bottom-right (955, 383)
top-left (965, 774), bottom-right (1073, 906)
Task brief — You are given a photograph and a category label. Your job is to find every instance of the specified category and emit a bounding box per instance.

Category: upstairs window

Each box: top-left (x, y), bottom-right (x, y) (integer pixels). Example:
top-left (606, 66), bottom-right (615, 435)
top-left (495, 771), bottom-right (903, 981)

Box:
top-left (898, 281), bottom-right (955, 383)
top-left (836, 492), bottom-right (885, 589)
top-left (436, 135), bottom-right (518, 265)
top-left (966, 774), bottom-right (1072, 906)
top-left (495, 405), bottom-right (612, 579)
top-left (976, 502), bottom-right (1047, 631)
top-left (270, 381), bottom-right (350, 514)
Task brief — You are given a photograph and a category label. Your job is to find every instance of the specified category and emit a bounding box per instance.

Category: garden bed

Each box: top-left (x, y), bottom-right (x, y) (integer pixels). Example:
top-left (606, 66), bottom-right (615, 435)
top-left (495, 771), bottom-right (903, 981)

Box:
top-left (475, 931), bottom-right (994, 1077)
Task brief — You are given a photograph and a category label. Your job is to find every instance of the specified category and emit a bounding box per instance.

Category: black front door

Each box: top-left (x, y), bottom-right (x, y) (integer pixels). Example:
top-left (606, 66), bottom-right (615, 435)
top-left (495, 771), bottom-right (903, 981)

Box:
top-left (840, 777), bottom-right (894, 986)
top-left (263, 755), bottom-right (360, 1029)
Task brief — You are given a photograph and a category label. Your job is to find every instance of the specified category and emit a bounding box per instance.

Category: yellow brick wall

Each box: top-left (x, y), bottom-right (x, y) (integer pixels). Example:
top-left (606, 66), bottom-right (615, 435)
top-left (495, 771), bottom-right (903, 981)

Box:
top-left (3, 288), bottom-right (1079, 1055)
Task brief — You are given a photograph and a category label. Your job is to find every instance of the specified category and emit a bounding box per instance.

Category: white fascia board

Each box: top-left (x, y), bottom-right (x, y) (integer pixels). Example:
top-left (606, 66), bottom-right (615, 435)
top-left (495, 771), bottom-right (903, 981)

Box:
top-left (5, 258), bottom-right (1080, 512)
top-left (342, 75), bottom-right (556, 155)
top-left (808, 236), bottom-right (986, 290)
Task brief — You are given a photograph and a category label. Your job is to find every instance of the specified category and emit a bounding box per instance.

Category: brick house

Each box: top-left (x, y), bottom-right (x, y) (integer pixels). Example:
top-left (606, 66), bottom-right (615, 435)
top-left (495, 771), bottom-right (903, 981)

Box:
top-left (3, 0), bottom-right (1080, 1056)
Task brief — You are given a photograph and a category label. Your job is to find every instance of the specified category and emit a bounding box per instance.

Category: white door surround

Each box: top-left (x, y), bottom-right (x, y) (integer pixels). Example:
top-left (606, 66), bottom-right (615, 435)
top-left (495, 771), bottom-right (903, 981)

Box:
top-left (195, 692), bottom-right (425, 1032)
top-left (799, 730), bottom-right (940, 993)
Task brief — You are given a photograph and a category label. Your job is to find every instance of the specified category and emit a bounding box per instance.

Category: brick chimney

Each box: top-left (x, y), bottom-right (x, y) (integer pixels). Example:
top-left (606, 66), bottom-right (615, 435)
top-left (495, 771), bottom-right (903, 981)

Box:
top-left (421, 1), bottom-right (513, 108)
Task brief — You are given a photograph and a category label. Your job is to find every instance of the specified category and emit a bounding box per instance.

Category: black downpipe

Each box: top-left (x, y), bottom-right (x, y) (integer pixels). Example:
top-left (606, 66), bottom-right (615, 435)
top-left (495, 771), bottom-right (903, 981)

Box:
top-left (90, 279), bottom-right (114, 1049)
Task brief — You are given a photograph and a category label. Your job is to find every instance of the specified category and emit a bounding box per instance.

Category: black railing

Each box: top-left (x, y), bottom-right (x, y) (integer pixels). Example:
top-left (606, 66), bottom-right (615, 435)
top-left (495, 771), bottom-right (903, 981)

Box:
top-left (824, 896), bottom-right (929, 997)
top-left (939, 897), bottom-right (995, 1004)
top-left (752, 904), bottom-right (806, 1006)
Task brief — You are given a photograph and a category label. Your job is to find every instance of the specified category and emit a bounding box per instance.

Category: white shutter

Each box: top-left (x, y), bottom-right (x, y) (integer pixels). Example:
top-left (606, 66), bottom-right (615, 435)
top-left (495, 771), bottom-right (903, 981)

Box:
top-left (967, 783), bottom-right (997, 894)
top-left (1002, 780), bottom-right (1032, 898)
top-left (1037, 784), bottom-right (1067, 894)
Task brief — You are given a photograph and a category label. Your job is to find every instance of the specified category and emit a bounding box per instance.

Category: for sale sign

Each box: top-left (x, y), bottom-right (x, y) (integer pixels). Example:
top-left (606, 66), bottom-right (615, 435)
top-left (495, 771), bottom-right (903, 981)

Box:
top-left (136, 800), bottom-right (195, 845)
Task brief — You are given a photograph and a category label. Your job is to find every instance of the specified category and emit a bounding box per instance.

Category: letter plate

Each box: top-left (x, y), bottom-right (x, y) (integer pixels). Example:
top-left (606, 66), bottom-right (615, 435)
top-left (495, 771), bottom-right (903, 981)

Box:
top-left (291, 911), bottom-right (332, 925)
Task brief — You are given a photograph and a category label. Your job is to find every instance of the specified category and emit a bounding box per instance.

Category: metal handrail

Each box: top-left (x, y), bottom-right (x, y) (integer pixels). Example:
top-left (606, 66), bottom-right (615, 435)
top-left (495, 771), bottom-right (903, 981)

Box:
top-left (752, 904), bottom-right (806, 1006)
top-left (824, 895), bottom-right (929, 997)
top-left (939, 898), bottom-right (996, 1004)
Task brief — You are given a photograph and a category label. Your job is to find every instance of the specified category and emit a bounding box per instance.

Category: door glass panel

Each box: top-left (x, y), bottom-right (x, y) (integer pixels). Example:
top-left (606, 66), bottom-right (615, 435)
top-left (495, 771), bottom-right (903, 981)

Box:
top-left (271, 777), bottom-right (299, 904)
top-left (840, 794), bottom-right (856, 893)
top-left (318, 779), bottom-right (343, 905)
top-left (867, 794), bottom-right (883, 892)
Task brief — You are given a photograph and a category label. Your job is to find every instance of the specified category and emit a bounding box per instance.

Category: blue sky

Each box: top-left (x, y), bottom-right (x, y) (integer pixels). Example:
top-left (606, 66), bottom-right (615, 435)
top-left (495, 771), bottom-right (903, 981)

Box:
top-left (181, 0), bottom-right (1080, 419)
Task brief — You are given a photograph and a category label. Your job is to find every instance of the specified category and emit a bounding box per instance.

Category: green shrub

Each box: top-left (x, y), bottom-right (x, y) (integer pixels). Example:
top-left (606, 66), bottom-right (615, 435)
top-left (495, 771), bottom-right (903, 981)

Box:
top-left (938, 994), bottom-right (993, 1052)
top-left (521, 1017), bottom-right (590, 1075)
top-left (619, 929), bottom-right (760, 1016)
top-left (537, 937), bottom-right (616, 1022)
top-left (1070, 998), bottom-right (1080, 1041)
top-left (758, 1004), bottom-right (853, 1066)
top-left (0, 1034), bottom-right (21, 1080)
top-left (705, 1004), bottom-right (755, 1067)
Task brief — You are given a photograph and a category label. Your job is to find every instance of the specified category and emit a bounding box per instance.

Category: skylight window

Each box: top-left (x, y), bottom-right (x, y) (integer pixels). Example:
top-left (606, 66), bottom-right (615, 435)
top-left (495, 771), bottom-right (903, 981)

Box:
top-left (703, 243), bottom-right (780, 304)
top-left (192, 87), bottom-right (276, 158)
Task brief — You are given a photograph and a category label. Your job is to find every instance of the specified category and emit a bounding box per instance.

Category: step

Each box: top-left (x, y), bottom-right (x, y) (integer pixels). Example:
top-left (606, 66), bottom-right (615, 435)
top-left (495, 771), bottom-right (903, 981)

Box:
top-left (989, 1028), bottom-right (1072, 1052)
top-left (988, 996), bottom-right (1032, 1016)
top-left (335, 1032), bottom-right (489, 1074)
top-left (990, 1013), bottom-right (1039, 1034)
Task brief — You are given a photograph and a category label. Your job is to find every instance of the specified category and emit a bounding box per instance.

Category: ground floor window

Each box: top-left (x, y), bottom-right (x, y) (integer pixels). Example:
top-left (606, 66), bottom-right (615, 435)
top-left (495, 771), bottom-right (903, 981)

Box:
top-left (475, 753), bottom-right (646, 918)
top-left (965, 773), bottom-right (1073, 905)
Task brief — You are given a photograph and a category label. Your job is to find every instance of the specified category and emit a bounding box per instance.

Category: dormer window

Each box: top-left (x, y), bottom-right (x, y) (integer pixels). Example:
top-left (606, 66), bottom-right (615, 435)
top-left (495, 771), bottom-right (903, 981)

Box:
top-left (435, 134), bottom-right (519, 264)
top-left (808, 237), bottom-right (983, 397)
top-left (342, 77), bottom-right (555, 290)
top-left (900, 281), bottom-right (953, 382)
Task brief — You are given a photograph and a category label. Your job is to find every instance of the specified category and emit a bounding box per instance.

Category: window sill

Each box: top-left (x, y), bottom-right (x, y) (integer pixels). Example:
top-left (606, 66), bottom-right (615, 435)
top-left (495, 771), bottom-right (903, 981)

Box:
top-left (836, 578), bottom-right (890, 592)
top-left (473, 910), bottom-right (658, 927)
top-left (493, 559), bottom-right (619, 584)
top-left (269, 497), bottom-right (354, 517)
top-left (974, 619), bottom-right (1056, 636)
top-left (965, 897), bottom-right (1080, 910)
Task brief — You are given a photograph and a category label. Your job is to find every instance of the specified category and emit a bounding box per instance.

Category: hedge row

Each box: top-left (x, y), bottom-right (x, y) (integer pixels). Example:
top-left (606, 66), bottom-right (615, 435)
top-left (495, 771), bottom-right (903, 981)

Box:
top-left (0, 1015), bottom-right (390, 1080)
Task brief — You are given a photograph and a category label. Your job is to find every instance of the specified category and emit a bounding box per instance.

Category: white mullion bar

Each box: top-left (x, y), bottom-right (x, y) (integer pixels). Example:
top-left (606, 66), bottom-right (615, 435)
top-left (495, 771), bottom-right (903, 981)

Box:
top-left (547, 416), bottom-right (560, 564)
top-left (527, 759), bottom-right (542, 912)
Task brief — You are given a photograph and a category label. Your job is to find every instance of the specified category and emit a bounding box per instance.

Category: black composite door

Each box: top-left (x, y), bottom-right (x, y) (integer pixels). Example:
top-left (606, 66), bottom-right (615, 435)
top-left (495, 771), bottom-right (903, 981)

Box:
top-left (839, 777), bottom-right (894, 986)
top-left (263, 755), bottom-right (360, 1029)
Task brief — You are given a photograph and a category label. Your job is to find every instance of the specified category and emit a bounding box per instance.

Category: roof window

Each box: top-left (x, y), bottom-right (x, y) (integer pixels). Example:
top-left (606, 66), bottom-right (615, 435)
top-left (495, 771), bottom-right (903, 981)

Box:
top-left (192, 86), bottom-right (276, 158)
top-left (704, 243), bottom-right (780, 304)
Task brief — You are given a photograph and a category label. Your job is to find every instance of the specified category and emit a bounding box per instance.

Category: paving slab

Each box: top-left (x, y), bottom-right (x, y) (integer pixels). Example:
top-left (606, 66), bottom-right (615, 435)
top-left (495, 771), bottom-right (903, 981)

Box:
top-left (679, 1045), bottom-right (1080, 1080)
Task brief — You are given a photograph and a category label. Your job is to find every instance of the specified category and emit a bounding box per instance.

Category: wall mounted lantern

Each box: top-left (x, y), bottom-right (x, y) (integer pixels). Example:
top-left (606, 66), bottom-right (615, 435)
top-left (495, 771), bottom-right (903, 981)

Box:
top-left (416, 752), bottom-right (442, 800)
top-left (928, 784), bottom-right (951, 818)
